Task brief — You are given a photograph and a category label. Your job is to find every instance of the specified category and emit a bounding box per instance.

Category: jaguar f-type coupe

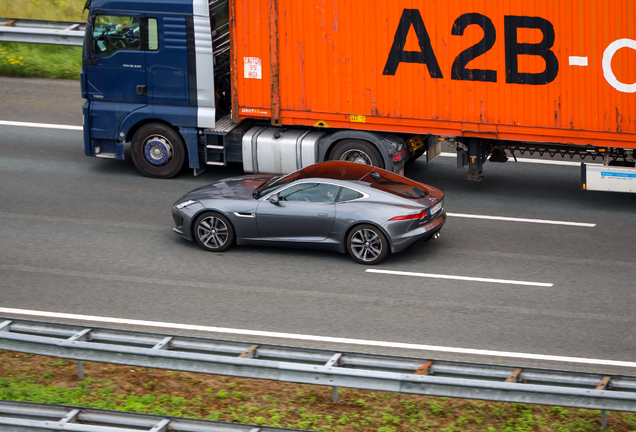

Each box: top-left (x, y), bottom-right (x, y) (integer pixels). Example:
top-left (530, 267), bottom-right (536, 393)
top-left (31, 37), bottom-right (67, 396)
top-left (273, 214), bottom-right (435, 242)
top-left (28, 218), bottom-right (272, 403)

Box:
top-left (172, 161), bottom-right (445, 264)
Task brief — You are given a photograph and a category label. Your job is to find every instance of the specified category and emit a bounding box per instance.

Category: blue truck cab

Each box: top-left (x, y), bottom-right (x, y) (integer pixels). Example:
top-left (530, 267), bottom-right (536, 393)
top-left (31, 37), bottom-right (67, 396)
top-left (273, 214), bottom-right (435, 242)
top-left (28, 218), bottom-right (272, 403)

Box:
top-left (81, 0), bottom-right (408, 178)
top-left (82, 0), bottom-right (230, 177)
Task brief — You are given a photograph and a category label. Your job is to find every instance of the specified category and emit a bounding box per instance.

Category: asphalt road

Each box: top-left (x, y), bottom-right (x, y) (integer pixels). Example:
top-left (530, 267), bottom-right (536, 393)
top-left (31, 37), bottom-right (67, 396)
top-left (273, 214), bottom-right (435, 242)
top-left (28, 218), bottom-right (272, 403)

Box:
top-left (1, 77), bottom-right (636, 375)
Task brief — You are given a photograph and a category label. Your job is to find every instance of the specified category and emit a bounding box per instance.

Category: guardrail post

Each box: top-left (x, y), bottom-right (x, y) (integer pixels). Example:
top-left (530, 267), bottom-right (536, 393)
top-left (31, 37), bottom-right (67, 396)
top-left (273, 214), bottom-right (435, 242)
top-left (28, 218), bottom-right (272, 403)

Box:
top-left (601, 410), bottom-right (608, 429)
top-left (594, 376), bottom-right (612, 430)
top-left (68, 328), bottom-right (92, 379)
top-left (325, 353), bottom-right (343, 402)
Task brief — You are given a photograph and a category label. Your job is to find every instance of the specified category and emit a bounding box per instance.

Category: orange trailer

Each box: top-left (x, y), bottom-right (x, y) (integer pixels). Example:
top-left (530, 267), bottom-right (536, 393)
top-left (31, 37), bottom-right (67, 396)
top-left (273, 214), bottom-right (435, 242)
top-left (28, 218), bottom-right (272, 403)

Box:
top-left (231, 0), bottom-right (636, 190)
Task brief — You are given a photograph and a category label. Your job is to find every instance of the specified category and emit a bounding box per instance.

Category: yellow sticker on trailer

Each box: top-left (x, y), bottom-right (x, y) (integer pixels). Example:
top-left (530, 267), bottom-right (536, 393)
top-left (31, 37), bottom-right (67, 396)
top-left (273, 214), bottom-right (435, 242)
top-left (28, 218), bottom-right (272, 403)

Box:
top-left (350, 114), bottom-right (366, 123)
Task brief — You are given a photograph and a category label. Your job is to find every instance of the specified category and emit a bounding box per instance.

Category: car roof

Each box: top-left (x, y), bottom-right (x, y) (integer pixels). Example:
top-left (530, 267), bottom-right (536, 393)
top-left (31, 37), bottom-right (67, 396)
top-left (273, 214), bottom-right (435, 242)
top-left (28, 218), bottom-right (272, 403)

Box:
top-left (297, 161), bottom-right (385, 181)
top-left (289, 161), bottom-right (439, 201)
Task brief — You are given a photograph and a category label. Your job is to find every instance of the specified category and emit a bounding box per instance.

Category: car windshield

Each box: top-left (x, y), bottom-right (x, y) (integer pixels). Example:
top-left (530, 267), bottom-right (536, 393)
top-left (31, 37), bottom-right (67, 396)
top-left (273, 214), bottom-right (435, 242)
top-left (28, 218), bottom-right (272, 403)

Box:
top-left (253, 172), bottom-right (305, 199)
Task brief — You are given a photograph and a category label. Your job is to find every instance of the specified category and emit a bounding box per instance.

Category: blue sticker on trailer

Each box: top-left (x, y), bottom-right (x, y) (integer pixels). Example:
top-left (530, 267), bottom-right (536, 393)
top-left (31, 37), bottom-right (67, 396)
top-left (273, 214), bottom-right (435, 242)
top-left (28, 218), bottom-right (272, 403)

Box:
top-left (601, 172), bottom-right (636, 178)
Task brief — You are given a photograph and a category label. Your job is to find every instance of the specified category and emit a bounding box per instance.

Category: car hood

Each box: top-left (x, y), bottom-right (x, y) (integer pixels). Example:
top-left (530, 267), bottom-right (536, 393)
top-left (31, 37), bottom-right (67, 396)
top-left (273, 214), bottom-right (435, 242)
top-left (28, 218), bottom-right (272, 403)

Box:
top-left (180, 174), bottom-right (275, 201)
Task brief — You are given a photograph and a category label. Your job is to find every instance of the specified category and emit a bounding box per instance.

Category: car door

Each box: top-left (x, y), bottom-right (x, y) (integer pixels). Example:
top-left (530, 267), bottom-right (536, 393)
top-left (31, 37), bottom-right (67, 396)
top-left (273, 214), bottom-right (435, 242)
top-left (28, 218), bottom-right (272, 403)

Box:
top-left (256, 182), bottom-right (340, 241)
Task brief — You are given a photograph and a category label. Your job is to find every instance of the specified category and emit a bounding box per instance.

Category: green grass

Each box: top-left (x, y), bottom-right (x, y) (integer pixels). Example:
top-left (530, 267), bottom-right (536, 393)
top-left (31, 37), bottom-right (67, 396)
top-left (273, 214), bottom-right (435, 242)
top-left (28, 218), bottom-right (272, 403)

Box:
top-left (2, 357), bottom-right (636, 432)
top-left (0, 42), bottom-right (81, 79)
top-left (0, 0), bottom-right (87, 21)
top-left (0, 0), bottom-right (85, 80)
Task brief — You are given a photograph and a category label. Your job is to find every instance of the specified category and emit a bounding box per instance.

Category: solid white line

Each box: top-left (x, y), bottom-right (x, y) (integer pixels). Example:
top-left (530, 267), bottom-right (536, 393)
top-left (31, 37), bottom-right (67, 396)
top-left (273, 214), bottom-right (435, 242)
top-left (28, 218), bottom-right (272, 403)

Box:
top-left (447, 213), bottom-right (596, 227)
top-left (0, 120), bottom-right (82, 131)
top-left (439, 152), bottom-right (596, 167)
top-left (366, 269), bottom-right (553, 287)
top-left (1, 307), bottom-right (635, 368)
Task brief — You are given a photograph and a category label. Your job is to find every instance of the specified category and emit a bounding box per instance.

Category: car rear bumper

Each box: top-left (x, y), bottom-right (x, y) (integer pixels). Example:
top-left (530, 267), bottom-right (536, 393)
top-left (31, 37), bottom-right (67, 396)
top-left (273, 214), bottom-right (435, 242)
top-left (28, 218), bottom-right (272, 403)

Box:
top-left (388, 212), bottom-right (446, 253)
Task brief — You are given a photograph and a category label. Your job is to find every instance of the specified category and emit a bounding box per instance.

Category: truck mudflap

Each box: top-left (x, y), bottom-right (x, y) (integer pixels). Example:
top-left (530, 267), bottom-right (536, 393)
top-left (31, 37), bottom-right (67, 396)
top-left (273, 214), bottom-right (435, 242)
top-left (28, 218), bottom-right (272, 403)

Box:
top-left (582, 163), bottom-right (636, 193)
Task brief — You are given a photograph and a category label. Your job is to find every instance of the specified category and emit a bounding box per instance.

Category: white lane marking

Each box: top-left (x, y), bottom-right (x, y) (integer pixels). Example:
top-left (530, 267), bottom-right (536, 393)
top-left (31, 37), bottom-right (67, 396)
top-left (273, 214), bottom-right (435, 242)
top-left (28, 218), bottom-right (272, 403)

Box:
top-left (366, 269), bottom-right (553, 287)
top-left (447, 213), bottom-right (596, 227)
top-left (1, 307), bottom-right (635, 368)
top-left (439, 152), bottom-right (600, 167)
top-left (0, 120), bottom-right (82, 131)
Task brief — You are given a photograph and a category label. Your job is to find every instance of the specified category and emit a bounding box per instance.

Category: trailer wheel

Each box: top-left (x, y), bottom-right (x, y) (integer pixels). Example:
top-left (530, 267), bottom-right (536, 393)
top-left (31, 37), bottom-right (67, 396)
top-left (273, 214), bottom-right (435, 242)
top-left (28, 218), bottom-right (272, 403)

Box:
top-left (131, 123), bottom-right (186, 178)
top-left (328, 139), bottom-right (385, 168)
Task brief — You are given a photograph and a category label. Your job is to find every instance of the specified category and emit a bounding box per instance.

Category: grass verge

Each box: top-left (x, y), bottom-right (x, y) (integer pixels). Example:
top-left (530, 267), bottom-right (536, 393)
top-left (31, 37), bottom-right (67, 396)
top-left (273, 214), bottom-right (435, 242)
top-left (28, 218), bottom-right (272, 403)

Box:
top-left (0, 0), bottom-right (87, 21)
top-left (0, 0), bottom-right (84, 79)
top-left (2, 351), bottom-right (636, 431)
top-left (0, 42), bottom-right (81, 79)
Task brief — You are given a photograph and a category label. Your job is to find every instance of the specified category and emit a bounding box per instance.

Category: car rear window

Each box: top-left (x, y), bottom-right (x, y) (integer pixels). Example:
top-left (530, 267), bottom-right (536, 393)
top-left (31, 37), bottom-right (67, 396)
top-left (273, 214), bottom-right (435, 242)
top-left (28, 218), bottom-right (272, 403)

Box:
top-left (362, 171), bottom-right (430, 199)
top-left (337, 187), bottom-right (363, 202)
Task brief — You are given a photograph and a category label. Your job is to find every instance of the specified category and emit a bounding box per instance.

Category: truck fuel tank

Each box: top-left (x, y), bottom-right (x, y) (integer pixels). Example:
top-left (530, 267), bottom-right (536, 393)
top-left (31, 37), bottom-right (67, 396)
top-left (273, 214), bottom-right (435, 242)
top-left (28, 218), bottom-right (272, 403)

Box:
top-left (242, 127), bottom-right (327, 174)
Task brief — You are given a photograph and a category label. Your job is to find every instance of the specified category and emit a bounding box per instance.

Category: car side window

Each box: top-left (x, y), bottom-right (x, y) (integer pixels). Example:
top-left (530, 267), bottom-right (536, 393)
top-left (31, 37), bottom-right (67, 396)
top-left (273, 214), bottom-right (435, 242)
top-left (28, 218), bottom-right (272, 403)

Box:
top-left (279, 183), bottom-right (340, 203)
top-left (337, 187), bottom-right (363, 202)
top-left (92, 16), bottom-right (141, 55)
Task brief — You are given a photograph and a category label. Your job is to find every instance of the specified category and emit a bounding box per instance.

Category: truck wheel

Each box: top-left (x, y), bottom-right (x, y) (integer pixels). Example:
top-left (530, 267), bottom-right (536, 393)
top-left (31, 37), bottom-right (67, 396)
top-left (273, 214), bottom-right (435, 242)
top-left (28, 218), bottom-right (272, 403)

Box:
top-left (131, 123), bottom-right (186, 178)
top-left (329, 139), bottom-right (385, 168)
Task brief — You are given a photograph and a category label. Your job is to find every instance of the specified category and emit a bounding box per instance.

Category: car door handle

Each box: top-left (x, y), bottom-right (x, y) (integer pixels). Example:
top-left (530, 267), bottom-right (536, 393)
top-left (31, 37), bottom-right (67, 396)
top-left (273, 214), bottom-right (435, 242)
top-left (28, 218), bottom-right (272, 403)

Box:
top-left (317, 213), bottom-right (329, 217)
top-left (136, 85), bottom-right (147, 96)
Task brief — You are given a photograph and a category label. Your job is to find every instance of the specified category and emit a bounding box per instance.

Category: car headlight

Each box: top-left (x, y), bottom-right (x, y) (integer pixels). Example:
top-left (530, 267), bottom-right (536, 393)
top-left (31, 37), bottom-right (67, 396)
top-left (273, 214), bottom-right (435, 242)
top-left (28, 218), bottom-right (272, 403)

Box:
top-left (175, 199), bottom-right (197, 209)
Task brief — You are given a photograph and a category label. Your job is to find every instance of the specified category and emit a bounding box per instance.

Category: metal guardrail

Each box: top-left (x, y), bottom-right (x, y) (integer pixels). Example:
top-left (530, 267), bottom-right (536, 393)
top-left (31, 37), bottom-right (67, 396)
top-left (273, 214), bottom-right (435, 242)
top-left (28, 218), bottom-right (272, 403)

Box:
top-left (1, 318), bottom-right (636, 413)
top-left (0, 400), bottom-right (315, 432)
top-left (0, 18), bottom-right (85, 46)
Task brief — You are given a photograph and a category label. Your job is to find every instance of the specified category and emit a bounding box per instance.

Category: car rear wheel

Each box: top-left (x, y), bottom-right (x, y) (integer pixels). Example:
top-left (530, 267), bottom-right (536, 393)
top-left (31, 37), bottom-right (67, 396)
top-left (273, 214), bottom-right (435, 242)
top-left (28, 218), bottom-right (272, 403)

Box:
top-left (193, 212), bottom-right (235, 252)
top-left (131, 123), bottom-right (186, 178)
top-left (329, 139), bottom-right (385, 168)
top-left (346, 224), bottom-right (388, 265)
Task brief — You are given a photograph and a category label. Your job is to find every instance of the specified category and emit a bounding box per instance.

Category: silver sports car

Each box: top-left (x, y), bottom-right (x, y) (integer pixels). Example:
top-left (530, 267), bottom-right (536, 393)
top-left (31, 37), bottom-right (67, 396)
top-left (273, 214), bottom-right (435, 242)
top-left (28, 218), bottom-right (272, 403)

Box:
top-left (172, 161), bottom-right (445, 264)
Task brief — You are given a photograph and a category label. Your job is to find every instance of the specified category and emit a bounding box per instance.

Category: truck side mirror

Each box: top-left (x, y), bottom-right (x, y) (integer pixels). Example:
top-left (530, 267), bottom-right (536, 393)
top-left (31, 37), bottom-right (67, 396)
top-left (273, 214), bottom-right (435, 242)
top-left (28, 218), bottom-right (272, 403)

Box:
top-left (82, 14), bottom-right (98, 67)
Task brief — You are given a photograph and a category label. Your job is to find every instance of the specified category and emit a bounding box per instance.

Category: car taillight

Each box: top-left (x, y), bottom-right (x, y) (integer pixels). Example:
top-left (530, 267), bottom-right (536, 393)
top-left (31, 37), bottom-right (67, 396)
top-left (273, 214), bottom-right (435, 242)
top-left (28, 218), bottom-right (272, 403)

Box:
top-left (389, 210), bottom-right (428, 221)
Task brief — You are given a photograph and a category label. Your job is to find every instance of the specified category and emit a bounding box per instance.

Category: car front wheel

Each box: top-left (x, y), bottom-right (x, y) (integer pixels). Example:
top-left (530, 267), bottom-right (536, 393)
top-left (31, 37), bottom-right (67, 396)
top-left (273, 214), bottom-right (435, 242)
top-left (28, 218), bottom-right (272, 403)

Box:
top-left (193, 212), bottom-right (235, 252)
top-left (346, 224), bottom-right (388, 265)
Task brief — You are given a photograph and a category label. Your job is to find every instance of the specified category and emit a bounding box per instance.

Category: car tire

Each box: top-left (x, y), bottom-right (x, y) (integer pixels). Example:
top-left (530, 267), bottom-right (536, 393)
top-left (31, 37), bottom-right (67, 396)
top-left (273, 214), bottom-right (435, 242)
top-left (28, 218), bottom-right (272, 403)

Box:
top-left (193, 212), bottom-right (235, 252)
top-left (346, 224), bottom-right (389, 265)
top-left (130, 123), bottom-right (186, 178)
top-left (328, 139), bottom-right (385, 168)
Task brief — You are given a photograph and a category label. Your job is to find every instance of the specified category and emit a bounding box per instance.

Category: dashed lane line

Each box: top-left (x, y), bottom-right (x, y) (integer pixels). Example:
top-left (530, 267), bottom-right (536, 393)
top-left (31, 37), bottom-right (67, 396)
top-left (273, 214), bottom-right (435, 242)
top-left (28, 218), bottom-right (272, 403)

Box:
top-left (0, 120), bottom-right (82, 131)
top-left (366, 269), bottom-right (553, 287)
top-left (447, 213), bottom-right (596, 227)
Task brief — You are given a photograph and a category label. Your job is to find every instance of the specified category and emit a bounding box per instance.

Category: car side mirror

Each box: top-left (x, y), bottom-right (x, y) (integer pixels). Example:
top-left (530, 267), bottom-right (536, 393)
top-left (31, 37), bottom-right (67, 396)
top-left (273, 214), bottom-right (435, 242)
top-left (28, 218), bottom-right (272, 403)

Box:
top-left (268, 193), bottom-right (280, 205)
